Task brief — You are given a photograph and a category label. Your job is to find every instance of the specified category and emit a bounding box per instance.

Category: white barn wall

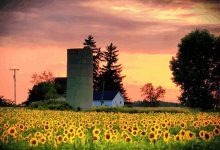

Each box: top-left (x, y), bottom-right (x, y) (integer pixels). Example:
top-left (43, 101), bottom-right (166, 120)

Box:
top-left (93, 101), bottom-right (112, 107)
top-left (112, 93), bottom-right (124, 107)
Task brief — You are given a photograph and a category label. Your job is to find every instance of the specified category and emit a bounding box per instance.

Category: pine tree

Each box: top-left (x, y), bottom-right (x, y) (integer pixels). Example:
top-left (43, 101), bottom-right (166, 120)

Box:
top-left (83, 35), bottom-right (105, 92)
top-left (97, 43), bottom-right (132, 102)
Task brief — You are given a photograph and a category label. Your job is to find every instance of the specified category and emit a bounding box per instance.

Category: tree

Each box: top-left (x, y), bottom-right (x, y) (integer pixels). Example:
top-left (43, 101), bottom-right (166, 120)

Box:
top-left (25, 81), bottom-right (62, 106)
top-left (207, 36), bottom-right (220, 110)
top-left (96, 43), bottom-right (132, 102)
top-left (24, 71), bottom-right (63, 106)
top-left (169, 28), bottom-right (220, 110)
top-left (30, 70), bottom-right (55, 85)
top-left (83, 35), bottom-right (105, 92)
top-left (0, 95), bottom-right (15, 107)
top-left (140, 83), bottom-right (166, 107)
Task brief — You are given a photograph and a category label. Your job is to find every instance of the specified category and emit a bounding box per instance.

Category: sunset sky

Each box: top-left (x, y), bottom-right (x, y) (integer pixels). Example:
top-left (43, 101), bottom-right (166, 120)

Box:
top-left (0, 0), bottom-right (220, 105)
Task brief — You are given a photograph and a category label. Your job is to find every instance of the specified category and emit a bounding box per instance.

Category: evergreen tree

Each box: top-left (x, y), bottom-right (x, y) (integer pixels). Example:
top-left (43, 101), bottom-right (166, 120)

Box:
top-left (83, 35), bottom-right (105, 92)
top-left (169, 28), bottom-right (220, 110)
top-left (97, 43), bottom-right (131, 102)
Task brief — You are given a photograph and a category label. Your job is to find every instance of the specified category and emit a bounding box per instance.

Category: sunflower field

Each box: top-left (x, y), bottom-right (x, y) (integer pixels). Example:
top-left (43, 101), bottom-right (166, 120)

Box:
top-left (0, 107), bottom-right (220, 150)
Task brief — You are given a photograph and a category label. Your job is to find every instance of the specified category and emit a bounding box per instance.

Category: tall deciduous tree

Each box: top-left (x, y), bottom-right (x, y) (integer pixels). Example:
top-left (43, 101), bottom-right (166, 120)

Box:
top-left (169, 28), bottom-right (220, 110)
top-left (140, 83), bottom-right (166, 106)
top-left (97, 43), bottom-right (132, 102)
top-left (83, 35), bottom-right (105, 92)
top-left (25, 71), bottom-right (63, 106)
top-left (208, 36), bottom-right (220, 109)
top-left (30, 70), bottom-right (55, 85)
top-left (25, 81), bottom-right (61, 105)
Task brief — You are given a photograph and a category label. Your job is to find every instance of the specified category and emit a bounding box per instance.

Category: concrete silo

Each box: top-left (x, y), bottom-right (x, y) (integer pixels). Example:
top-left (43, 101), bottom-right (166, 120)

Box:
top-left (66, 48), bottom-right (93, 111)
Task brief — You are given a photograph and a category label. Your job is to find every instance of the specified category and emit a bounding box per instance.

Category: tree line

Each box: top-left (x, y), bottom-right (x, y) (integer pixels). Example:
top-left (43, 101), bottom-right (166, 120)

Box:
top-left (20, 35), bottom-right (166, 107)
top-left (1, 28), bottom-right (218, 111)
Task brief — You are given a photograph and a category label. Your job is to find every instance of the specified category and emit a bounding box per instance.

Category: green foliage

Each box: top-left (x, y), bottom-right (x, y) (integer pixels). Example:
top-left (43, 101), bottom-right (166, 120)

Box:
top-left (90, 106), bottom-right (191, 113)
top-left (25, 81), bottom-right (62, 106)
top-left (169, 28), bottom-right (220, 111)
top-left (0, 95), bottom-right (15, 107)
top-left (26, 99), bottom-right (74, 111)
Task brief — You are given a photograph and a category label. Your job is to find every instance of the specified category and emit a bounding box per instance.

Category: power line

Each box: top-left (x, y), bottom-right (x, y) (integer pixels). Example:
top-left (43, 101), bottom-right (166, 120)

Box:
top-left (10, 68), bottom-right (19, 106)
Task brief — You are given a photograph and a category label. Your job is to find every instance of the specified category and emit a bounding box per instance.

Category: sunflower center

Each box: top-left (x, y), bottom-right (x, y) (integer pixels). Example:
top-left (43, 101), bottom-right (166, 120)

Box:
top-left (205, 133), bottom-right (209, 139)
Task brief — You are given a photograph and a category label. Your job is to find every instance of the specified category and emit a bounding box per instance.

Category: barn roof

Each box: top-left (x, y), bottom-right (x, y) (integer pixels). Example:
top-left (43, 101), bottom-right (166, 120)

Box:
top-left (93, 91), bottom-right (120, 101)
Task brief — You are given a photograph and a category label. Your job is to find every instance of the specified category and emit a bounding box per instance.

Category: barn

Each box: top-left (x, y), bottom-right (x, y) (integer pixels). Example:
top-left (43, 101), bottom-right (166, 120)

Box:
top-left (52, 77), bottom-right (125, 107)
top-left (93, 91), bottom-right (125, 107)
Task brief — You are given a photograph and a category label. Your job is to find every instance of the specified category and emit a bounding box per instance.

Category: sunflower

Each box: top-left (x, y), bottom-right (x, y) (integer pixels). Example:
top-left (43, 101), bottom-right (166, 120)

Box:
top-left (140, 131), bottom-right (147, 137)
top-left (68, 127), bottom-right (75, 134)
top-left (48, 135), bottom-right (53, 141)
top-left (125, 136), bottom-right (132, 143)
top-left (42, 120), bottom-right (46, 125)
top-left (150, 126), bottom-right (156, 132)
top-left (163, 131), bottom-right (171, 143)
top-left (13, 132), bottom-right (18, 139)
top-left (161, 122), bottom-right (167, 129)
top-left (155, 124), bottom-right (160, 130)
top-left (93, 128), bottom-right (101, 136)
top-left (180, 122), bottom-right (186, 129)
top-left (203, 131), bottom-right (211, 142)
top-left (4, 123), bottom-right (9, 130)
top-left (57, 135), bottom-right (63, 144)
top-left (78, 132), bottom-right (85, 139)
top-left (110, 134), bottom-right (118, 143)
top-left (108, 124), bottom-right (113, 129)
top-left (24, 125), bottom-right (29, 131)
top-left (213, 128), bottom-right (220, 136)
top-left (2, 135), bottom-right (9, 143)
top-left (54, 127), bottom-right (58, 134)
top-left (62, 123), bottom-right (67, 128)
top-left (40, 136), bottom-right (46, 144)
top-left (148, 132), bottom-right (156, 141)
top-left (128, 127), bottom-right (132, 133)
top-left (132, 126), bottom-right (139, 131)
top-left (174, 135), bottom-right (181, 141)
top-left (19, 124), bottom-right (24, 130)
top-left (8, 126), bottom-right (17, 136)
top-left (29, 137), bottom-right (38, 147)
top-left (63, 129), bottom-right (68, 135)
top-left (132, 130), bottom-right (138, 137)
top-left (63, 135), bottom-right (68, 143)
top-left (104, 133), bottom-right (111, 142)
top-left (44, 124), bottom-right (49, 131)
top-left (156, 133), bottom-right (161, 139)
top-left (199, 130), bottom-right (205, 138)
top-left (113, 129), bottom-right (118, 135)
top-left (34, 132), bottom-right (42, 138)
top-left (179, 130), bottom-right (186, 138)
top-left (185, 131), bottom-right (195, 140)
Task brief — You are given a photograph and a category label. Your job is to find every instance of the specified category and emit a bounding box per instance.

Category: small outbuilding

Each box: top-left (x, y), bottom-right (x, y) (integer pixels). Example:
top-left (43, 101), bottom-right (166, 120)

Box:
top-left (53, 78), bottom-right (125, 107)
top-left (93, 91), bottom-right (125, 107)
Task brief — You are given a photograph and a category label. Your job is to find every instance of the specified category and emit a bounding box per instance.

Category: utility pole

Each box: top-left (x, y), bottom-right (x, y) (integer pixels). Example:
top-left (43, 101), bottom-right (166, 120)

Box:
top-left (10, 68), bottom-right (19, 106)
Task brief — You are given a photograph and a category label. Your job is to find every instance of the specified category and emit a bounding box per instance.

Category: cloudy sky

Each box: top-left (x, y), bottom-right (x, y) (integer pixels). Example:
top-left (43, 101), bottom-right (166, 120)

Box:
top-left (0, 0), bottom-right (220, 105)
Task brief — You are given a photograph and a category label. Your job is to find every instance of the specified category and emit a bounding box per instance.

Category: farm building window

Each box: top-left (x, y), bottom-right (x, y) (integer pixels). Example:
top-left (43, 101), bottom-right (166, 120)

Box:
top-left (120, 101), bottom-right (121, 104)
